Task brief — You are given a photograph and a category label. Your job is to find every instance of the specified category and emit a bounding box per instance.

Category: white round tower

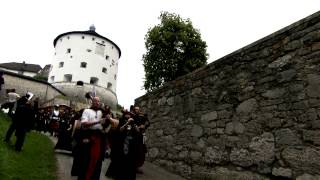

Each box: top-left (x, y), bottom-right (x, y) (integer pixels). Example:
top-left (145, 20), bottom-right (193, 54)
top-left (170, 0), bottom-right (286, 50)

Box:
top-left (48, 25), bottom-right (121, 108)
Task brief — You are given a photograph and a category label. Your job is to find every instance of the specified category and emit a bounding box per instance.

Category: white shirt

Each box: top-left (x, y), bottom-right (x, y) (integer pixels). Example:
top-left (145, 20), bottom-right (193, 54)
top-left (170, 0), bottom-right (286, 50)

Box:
top-left (51, 110), bottom-right (60, 120)
top-left (8, 92), bottom-right (20, 103)
top-left (53, 110), bottom-right (59, 116)
top-left (81, 109), bottom-right (103, 130)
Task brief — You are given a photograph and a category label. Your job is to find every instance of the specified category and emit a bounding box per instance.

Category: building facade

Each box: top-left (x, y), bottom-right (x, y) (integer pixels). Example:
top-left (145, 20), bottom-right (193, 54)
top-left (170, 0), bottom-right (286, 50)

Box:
top-left (48, 25), bottom-right (121, 108)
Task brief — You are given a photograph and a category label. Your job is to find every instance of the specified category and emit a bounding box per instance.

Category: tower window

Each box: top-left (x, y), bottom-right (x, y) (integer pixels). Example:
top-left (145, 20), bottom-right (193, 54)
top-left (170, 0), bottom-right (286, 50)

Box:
top-left (90, 77), bottom-right (99, 85)
top-left (87, 49), bottom-right (92, 52)
top-left (105, 55), bottom-right (109, 60)
top-left (67, 48), bottom-right (71, 53)
top-left (64, 74), bottom-right (72, 82)
top-left (92, 37), bottom-right (95, 41)
top-left (50, 76), bottom-right (55, 81)
top-left (82, 36), bottom-right (85, 39)
top-left (102, 67), bottom-right (107, 73)
top-left (111, 46), bottom-right (114, 49)
top-left (59, 62), bottom-right (64, 68)
top-left (76, 81), bottom-right (84, 86)
top-left (67, 36), bottom-right (70, 39)
top-left (107, 82), bottom-right (112, 89)
top-left (102, 41), bottom-right (105, 44)
top-left (114, 74), bottom-right (117, 80)
top-left (80, 62), bottom-right (87, 68)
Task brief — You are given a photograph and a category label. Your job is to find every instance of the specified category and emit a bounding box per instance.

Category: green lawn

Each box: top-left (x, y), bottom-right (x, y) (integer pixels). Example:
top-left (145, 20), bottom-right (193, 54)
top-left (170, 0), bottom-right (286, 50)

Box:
top-left (0, 112), bottom-right (58, 180)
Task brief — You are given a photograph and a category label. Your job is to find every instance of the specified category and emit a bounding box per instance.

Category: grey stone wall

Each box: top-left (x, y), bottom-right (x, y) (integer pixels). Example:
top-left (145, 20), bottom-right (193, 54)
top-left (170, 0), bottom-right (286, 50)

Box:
top-left (0, 71), bottom-right (64, 105)
top-left (135, 11), bottom-right (320, 179)
top-left (53, 82), bottom-right (118, 109)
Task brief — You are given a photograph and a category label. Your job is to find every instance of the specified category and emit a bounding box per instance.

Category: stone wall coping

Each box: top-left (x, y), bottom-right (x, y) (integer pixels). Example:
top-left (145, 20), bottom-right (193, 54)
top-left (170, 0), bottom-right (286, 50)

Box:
top-left (52, 81), bottom-right (117, 97)
top-left (136, 10), bottom-right (320, 102)
top-left (211, 10), bottom-right (320, 65)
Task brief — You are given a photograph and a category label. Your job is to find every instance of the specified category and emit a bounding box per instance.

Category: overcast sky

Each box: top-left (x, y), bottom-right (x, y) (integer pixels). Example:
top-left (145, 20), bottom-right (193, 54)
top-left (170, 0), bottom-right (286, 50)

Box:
top-left (0, 0), bottom-right (319, 109)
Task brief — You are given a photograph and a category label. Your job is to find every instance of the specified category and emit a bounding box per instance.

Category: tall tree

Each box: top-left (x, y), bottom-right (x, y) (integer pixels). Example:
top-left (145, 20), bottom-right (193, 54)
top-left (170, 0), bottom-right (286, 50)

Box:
top-left (142, 12), bottom-right (208, 92)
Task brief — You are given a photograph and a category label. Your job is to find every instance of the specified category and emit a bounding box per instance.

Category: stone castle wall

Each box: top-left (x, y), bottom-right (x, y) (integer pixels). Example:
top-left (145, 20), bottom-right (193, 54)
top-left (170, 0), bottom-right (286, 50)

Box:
top-left (52, 82), bottom-right (118, 109)
top-left (0, 71), bottom-right (64, 105)
top-left (135, 11), bottom-right (320, 179)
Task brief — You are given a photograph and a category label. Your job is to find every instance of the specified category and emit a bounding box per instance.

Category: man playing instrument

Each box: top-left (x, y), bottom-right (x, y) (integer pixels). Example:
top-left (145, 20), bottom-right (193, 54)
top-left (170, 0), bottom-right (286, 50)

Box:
top-left (78, 96), bottom-right (106, 180)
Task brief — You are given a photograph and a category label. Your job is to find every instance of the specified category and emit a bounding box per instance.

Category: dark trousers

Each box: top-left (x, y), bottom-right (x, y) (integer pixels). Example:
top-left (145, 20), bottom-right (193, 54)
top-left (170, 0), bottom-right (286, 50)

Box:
top-left (5, 122), bottom-right (27, 151)
top-left (15, 128), bottom-right (27, 151)
top-left (5, 122), bottom-right (16, 141)
top-left (135, 134), bottom-right (146, 168)
top-left (75, 131), bottom-right (105, 180)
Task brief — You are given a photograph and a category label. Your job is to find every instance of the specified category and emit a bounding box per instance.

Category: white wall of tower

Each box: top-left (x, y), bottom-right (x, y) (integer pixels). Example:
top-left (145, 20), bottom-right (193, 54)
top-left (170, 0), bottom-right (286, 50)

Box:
top-left (48, 33), bottom-right (120, 93)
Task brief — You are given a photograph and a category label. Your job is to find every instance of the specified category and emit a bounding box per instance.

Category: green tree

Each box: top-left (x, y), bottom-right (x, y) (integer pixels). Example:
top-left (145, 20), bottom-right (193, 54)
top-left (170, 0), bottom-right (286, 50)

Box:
top-left (116, 103), bottom-right (124, 111)
top-left (142, 12), bottom-right (208, 92)
top-left (33, 74), bottom-right (48, 82)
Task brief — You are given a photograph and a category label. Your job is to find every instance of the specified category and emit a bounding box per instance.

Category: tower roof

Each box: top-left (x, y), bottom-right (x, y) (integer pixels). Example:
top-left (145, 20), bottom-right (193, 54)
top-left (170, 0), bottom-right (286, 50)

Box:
top-left (53, 29), bottom-right (121, 58)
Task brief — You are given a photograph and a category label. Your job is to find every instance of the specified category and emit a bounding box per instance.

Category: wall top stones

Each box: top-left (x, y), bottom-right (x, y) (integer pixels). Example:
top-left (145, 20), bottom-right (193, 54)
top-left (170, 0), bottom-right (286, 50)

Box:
top-left (136, 10), bottom-right (320, 101)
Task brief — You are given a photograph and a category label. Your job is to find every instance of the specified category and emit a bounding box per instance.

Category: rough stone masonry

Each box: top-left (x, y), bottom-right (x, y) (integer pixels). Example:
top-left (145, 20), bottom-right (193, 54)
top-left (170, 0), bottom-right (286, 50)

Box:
top-left (135, 11), bottom-right (320, 180)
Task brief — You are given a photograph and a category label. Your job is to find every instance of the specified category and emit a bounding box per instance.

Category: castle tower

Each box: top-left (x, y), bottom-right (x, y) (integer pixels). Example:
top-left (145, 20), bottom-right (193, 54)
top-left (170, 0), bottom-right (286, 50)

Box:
top-left (48, 25), bottom-right (121, 108)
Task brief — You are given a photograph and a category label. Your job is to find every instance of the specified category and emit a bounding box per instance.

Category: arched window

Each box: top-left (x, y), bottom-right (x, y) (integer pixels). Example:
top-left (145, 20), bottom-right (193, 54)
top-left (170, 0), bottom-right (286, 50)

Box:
top-left (64, 74), bottom-right (72, 82)
top-left (76, 81), bottom-right (84, 86)
top-left (90, 77), bottom-right (99, 85)
top-left (107, 82), bottom-right (112, 89)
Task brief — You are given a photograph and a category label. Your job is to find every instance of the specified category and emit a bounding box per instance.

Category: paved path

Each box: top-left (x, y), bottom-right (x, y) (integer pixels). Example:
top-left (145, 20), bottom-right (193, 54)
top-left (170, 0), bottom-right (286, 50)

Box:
top-left (49, 136), bottom-right (185, 180)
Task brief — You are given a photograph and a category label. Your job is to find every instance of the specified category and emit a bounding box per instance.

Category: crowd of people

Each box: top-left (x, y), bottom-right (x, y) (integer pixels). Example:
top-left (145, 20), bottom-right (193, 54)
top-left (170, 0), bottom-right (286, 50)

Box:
top-left (1, 90), bottom-right (150, 180)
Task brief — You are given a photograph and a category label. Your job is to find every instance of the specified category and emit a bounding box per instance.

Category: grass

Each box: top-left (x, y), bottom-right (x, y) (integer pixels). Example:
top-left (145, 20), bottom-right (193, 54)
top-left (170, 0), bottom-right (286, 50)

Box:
top-left (0, 111), bottom-right (58, 180)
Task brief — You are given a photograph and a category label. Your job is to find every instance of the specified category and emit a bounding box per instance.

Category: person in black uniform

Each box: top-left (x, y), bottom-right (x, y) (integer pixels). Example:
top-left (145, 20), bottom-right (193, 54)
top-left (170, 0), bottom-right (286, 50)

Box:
top-left (132, 106), bottom-right (150, 174)
top-left (4, 94), bottom-right (30, 143)
top-left (107, 109), bottom-right (138, 180)
top-left (5, 93), bottom-right (35, 152)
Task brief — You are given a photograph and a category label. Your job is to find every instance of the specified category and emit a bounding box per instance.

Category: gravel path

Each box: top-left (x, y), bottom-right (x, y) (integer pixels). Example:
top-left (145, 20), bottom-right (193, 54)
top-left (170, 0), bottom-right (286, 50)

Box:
top-left (49, 136), bottom-right (185, 180)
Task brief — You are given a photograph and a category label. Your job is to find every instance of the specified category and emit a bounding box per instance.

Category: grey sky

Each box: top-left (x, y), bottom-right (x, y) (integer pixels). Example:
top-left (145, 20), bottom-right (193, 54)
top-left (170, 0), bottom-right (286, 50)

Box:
top-left (0, 0), bottom-right (319, 109)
